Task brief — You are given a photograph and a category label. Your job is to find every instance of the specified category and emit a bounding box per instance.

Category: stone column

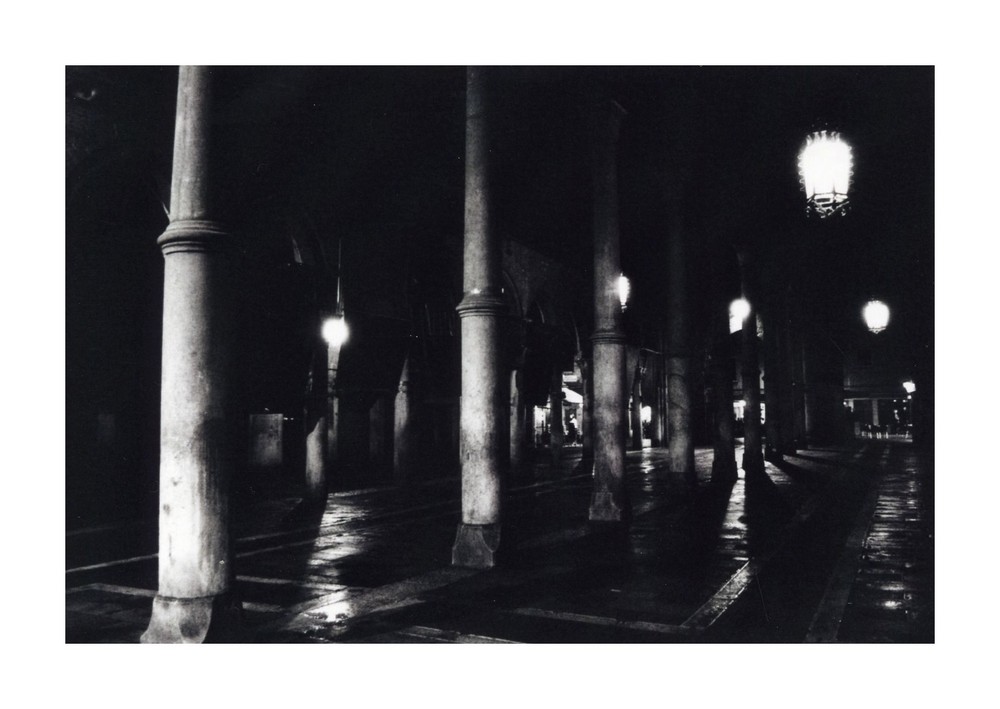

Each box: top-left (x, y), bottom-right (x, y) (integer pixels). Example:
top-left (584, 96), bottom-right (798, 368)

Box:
top-left (797, 334), bottom-right (810, 445)
top-left (509, 369), bottom-right (526, 474)
top-left (667, 203), bottom-right (695, 486)
top-left (394, 355), bottom-right (416, 485)
top-left (452, 67), bottom-right (506, 568)
top-left (649, 347), bottom-right (666, 447)
top-left (630, 356), bottom-right (643, 450)
top-left (779, 303), bottom-right (798, 454)
top-left (761, 307), bottom-right (784, 463)
top-left (142, 66), bottom-right (241, 643)
top-left (549, 365), bottom-right (565, 465)
top-left (589, 99), bottom-right (628, 523)
top-left (325, 339), bottom-right (343, 468)
top-left (710, 310), bottom-right (738, 484)
top-left (576, 351), bottom-right (594, 462)
top-left (738, 252), bottom-right (765, 479)
top-left (369, 395), bottom-right (390, 480)
top-left (304, 341), bottom-right (328, 499)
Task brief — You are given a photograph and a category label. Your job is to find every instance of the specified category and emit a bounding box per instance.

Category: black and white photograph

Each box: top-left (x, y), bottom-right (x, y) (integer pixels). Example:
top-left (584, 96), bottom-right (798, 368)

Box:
top-left (63, 63), bottom-right (935, 647)
top-left (24, 2), bottom-right (995, 701)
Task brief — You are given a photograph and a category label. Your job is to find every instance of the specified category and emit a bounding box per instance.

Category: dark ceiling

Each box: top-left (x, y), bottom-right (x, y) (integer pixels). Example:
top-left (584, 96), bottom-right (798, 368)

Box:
top-left (66, 65), bottom-right (934, 396)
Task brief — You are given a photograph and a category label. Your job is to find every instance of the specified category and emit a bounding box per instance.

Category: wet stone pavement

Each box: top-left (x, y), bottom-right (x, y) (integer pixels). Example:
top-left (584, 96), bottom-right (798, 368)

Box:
top-left (66, 439), bottom-right (933, 643)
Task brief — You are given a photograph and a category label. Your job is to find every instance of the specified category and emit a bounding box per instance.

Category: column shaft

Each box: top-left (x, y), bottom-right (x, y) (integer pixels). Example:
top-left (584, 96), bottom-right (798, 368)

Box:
top-left (741, 307), bottom-right (765, 478)
top-left (710, 313), bottom-right (738, 484)
top-left (589, 99), bottom-right (628, 522)
top-left (509, 369), bottom-right (526, 473)
top-left (305, 413), bottom-right (327, 496)
top-left (394, 356), bottom-right (416, 484)
top-left (630, 361), bottom-right (643, 450)
top-left (325, 343), bottom-right (342, 467)
top-left (452, 67), bottom-right (505, 568)
top-left (666, 205), bottom-right (695, 483)
top-left (762, 307), bottom-right (784, 463)
top-left (143, 66), bottom-right (240, 643)
top-left (778, 303), bottom-right (798, 453)
top-left (577, 352), bottom-right (594, 461)
top-left (304, 341), bottom-right (328, 498)
top-left (739, 253), bottom-right (765, 478)
top-left (550, 366), bottom-right (565, 464)
top-left (649, 356), bottom-right (663, 447)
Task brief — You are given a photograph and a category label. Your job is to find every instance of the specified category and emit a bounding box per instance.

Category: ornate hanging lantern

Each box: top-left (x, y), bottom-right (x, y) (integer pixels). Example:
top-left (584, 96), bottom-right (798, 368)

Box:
top-left (863, 300), bottom-right (890, 334)
top-left (798, 130), bottom-right (853, 217)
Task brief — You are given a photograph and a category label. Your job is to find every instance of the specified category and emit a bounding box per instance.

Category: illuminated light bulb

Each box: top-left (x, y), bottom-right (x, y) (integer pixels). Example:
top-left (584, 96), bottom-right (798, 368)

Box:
top-left (322, 316), bottom-right (349, 346)
top-left (617, 274), bottom-right (630, 311)
top-left (729, 298), bottom-right (751, 333)
top-left (863, 300), bottom-right (890, 333)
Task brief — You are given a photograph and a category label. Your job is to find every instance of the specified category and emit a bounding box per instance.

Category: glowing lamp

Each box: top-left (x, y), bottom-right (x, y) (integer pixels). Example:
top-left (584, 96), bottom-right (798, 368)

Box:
top-left (863, 300), bottom-right (890, 334)
top-left (798, 130), bottom-right (853, 217)
top-left (322, 315), bottom-right (349, 347)
top-left (902, 381), bottom-right (916, 394)
top-left (729, 298), bottom-right (751, 334)
top-left (618, 274), bottom-right (631, 312)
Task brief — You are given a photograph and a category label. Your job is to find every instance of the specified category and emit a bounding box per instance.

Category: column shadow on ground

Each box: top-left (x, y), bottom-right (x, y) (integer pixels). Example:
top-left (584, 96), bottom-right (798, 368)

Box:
top-left (743, 471), bottom-right (796, 555)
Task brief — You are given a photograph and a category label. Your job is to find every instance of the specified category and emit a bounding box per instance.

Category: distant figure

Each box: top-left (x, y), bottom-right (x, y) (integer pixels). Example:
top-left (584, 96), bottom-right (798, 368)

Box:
top-left (566, 415), bottom-right (578, 444)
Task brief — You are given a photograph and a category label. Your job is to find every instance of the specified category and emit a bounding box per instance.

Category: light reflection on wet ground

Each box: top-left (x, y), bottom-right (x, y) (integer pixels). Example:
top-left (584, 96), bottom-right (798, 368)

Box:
top-left (66, 440), bottom-right (933, 643)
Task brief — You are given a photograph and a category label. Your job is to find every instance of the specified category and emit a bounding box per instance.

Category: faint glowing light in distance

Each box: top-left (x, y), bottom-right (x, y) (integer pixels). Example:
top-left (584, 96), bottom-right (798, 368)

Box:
top-left (730, 298), bottom-right (751, 334)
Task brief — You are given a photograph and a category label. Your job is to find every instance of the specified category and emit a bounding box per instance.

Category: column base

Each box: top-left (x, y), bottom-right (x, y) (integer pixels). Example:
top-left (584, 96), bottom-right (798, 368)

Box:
top-left (141, 592), bottom-right (243, 644)
top-left (452, 523), bottom-right (501, 569)
top-left (589, 491), bottom-right (623, 522)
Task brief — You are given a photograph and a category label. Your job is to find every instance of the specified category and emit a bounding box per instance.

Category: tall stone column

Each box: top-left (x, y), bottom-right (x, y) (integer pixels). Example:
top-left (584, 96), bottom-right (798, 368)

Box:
top-left (739, 252), bottom-right (765, 479)
top-left (549, 365), bottom-right (565, 465)
top-left (589, 99), bottom-right (628, 523)
top-left (304, 341), bottom-right (328, 499)
top-left (142, 66), bottom-right (241, 643)
top-left (575, 350), bottom-right (594, 462)
top-left (778, 302), bottom-right (798, 454)
top-left (667, 203), bottom-right (695, 486)
top-left (796, 333), bottom-right (809, 445)
top-left (630, 356), bottom-right (643, 450)
top-left (649, 346), bottom-right (666, 447)
top-left (761, 307), bottom-right (784, 463)
top-left (452, 67), bottom-right (505, 568)
top-left (509, 369), bottom-right (526, 473)
top-left (393, 355), bottom-right (416, 485)
top-left (710, 309), bottom-right (738, 484)
top-left (369, 395), bottom-right (390, 480)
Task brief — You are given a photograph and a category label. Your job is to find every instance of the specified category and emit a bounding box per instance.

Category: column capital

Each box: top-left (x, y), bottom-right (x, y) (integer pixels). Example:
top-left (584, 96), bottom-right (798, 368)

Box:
top-left (157, 219), bottom-right (232, 255)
